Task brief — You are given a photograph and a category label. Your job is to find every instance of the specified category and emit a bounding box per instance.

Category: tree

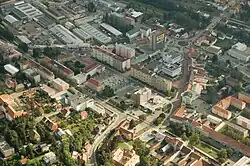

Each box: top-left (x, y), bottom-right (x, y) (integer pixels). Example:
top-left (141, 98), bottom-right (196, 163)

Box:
top-left (226, 148), bottom-right (233, 158)
top-left (101, 86), bottom-right (114, 98)
top-left (129, 119), bottom-right (136, 129)
top-left (32, 48), bottom-right (43, 58)
top-left (189, 133), bottom-right (200, 146)
top-left (217, 149), bottom-right (227, 163)
top-left (212, 54), bottom-right (218, 63)
top-left (139, 114), bottom-right (147, 121)
top-left (87, 2), bottom-right (96, 12)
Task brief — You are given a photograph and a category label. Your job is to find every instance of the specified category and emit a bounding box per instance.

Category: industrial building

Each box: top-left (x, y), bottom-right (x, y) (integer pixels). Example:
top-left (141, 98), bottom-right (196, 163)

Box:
top-left (72, 27), bottom-right (93, 43)
top-left (79, 23), bottom-right (111, 44)
top-left (49, 25), bottom-right (84, 47)
top-left (13, 1), bottom-right (43, 19)
top-left (33, 15), bottom-right (56, 29)
top-left (100, 23), bottom-right (122, 37)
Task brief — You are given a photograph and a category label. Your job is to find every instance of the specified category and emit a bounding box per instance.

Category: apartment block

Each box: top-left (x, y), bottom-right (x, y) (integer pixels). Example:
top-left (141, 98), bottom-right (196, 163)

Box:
top-left (237, 115), bottom-right (250, 130)
top-left (51, 78), bottom-right (69, 92)
top-left (132, 87), bottom-right (152, 105)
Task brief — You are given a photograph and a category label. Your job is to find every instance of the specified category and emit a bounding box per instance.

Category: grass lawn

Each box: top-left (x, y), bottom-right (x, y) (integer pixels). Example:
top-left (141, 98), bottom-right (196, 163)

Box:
top-left (215, 39), bottom-right (233, 49)
top-left (117, 142), bottom-right (132, 150)
top-left (195, 142), bottom-right (219, 158)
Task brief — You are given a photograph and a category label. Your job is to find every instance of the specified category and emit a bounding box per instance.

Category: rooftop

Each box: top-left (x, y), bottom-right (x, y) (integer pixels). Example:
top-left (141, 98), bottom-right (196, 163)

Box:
top-left (100, 23), bottom-right (122, 36)
top-left (14, 2), bottom-right (43, 19)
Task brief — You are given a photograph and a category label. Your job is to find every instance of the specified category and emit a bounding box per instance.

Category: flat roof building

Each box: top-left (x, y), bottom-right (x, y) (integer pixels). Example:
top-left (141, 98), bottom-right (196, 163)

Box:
top-left (4, 64), bottom-right (19, 76)
top-left (68, 93), bottom-right (94, 111)
top-left (0, 136), bottom-right (15, 158)
top-left (49, 25), bottom-right (84, 46)
top-left (79, 23), bottom-right (111, 44)
top-left (100, 23), bottom-right (122, 37)
top-left (33, 15), bottom-right (56, 29)
top-left (13, 1), bottom-right (43, 19)
top-left (72, 27), bottom-right (93, 42)
top-left (51, 78), bottom-right (69, 92)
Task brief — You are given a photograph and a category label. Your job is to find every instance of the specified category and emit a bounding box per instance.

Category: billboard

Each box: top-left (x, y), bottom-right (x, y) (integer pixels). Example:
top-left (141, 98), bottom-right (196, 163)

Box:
top-left (156, 33), bottom-right (165, 44)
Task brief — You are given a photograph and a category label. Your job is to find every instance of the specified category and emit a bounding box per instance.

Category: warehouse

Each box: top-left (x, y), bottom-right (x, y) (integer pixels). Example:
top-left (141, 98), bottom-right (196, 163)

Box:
top-left (79, 23), bottom-right (111, 44)
top-left (100, 23), bottom-right (122, 37)
top-left (13, 1), bottom-right (43, 19)
top-left (49, 25), bottom-right (83, 46)
top-left (72, 27), bottom-right (93, 43)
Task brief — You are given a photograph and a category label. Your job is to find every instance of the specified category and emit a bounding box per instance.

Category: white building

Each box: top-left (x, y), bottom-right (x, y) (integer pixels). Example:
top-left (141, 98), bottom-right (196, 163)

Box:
top-left (237, 115), bottom-right (250, 130)
top-left (4, 64), bottom-right (19, 76)
top-left (49, 25), bottom-right (84, 47)
top-left (227, 48), bottom-right (250, 62)
top-left (232, 42), bottom-right (247, 51)
top-left (14, 1), bottom-right (43, 19)
top-left (88, 103), bottom-right (105, 116)
top-left (51, 78), bottom-right (69, 91)
top-left (233, 156), bottom-right (250, 166)
top-left (132, 87), bottom-right (152, 105)
top-left (207, 115), bottom-right (222, 125)
top-left (68, 93), bottom-right (94, 111)
top-left (115, 44), bottom-right (135, 59)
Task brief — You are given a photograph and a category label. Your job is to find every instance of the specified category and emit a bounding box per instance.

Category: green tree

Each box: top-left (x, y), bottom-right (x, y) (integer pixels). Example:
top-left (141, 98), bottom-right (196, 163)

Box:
top-left (32, 48), bottom-right (43, 58)
top-left (189, 133), bottom-right (200, 146)
top-left (226, 148), bottom-right (233, 158)
top-left (217, 149), bottom-right (227, 163)
top-left (212, 54), bottom-right (218, 63)
top-left (129, 119), bottom-right (136, 129)
top-left (87, 2), bottom-right (96, 12)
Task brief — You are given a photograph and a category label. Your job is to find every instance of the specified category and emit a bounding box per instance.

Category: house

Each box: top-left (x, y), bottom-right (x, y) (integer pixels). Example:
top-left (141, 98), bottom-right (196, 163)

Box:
top-left (0, 136), bottom-right (15, 158)
top-left (81, 111), bottom-right (88, 120)
top-left (42, 117), bottom-right (58, 132)
top-left (60, 107), bottom-right (71, 118)
top-left (112, 148), bottom-right (140, 166)
top-left (43, 152), bottom-right (57, 164)
top-left (29, 130), bottom-right (41, 142)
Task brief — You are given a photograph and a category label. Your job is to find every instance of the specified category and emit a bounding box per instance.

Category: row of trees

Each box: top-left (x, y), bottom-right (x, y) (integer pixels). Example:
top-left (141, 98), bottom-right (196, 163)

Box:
top-left (32, 47), bottom-right (61, 59)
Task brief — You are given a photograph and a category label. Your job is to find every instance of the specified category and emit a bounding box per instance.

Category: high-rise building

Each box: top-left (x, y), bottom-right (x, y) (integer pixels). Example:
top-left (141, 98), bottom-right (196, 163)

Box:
top-left (115, 44), bottom-right (135, 59)
top-left (150, 30), bottom-right (165, 50)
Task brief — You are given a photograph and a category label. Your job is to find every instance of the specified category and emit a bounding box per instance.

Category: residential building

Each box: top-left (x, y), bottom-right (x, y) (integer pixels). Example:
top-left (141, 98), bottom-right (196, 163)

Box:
top-left (0, 136), bottom-right (14, 158)
top-left (40, 56), bottom-right (74, 78)
top-left (0, 42), bottom-right (22, 61)
top-left (92, 46), bottom-right (131, 72)
top-left (238, 92), bottom-right (250, 104)
top-left (212, 96), bottom-right (246, 119)
top-left (226, 122), bottom-right (249, 138)
top-left (43, 152), bottom-right (57, 164)
top-left (207, 115), bottom-right (222, 125)
top-left (115, 44), bottom-right (135, 59)
top-left (86, 78), bottom-right (104, 92)
top-left (132, 87), bottom-right (152, 105)
top-left (181, 90), bottom-right (199, 105)
top-left (112, 148), bottom-right (140, 166)
top-left (0, 94), bottom-right (27, 121)
top-left (24, 68), bottom-right (40, 84)
top-left (68, 93), bottom-right (94, 111)
top-left (51, 78), bottom-right (69, 92)
top-left (131, 64), bottom-right (172, 92)
top-left (237, 116), bottom-right (250, 130)
top-left (28, 59), bottom-right (55, 81)
top-left (42, 117), bottom-right (58, 132)
top-left (150, 30), bottom-right (165, 50)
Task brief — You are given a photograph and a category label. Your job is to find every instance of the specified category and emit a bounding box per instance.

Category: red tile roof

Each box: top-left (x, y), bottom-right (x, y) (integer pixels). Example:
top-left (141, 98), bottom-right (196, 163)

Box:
top-left (87, 78), bottom-right (101, 87)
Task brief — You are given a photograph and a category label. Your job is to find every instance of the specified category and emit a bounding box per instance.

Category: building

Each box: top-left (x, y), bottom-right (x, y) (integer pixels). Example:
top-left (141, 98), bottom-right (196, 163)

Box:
top-left (140, 25), bottom-right (151, 38)
top-left (226, 122), bottom-right (249, 138)
top-left (27, 59), bottom-right (55, 81)
top-left (207, 115), bottom-right (222, 125)
top-left (227, 48), bottom-right (250, 62)
top-left (49, 25), bottom-right (84, 47)
top-left (72, 27), bottom-right (93, 43)
top-left (206, 45), bottom-right (222, 55)
top-left (40, 56), bottom-right (74, 78)
top-left (100, 23), bottom-right (122, 37)
top-left (34, 15), bottom-right (56, 29)
top-left (0, 136), bottom-right (15, 158)
top-left (126, 9), bottom-right (143, 23)
top-left (131, 64), bottom-right (172, 92)
top-left (238, 92), bottom-right (250, 104)
top-left (4, 64), bottom-right (19, 76)
top-left (212, 96), bottom-right (246, 120)
top-left (233, 156), bottom-right (250, 166)
top-left (68, 93), bottom-right (94, 111)
top-left (24, 68), bottom-right (40, 84)
top-left (51, 78), bottom-right (69, 92)
top-left (126, 28), bottom-right (140, 41)
top-left (3, 14), bottom-right (20, 28)
top-left (42, 117), bottom-right (58, 132)
top-left (237, 116), bottom-right (250, 130)
top-left (132, 87), bottom-right (152, 105)
top-left (115, 44), bottom-right (135, 59)
top-left (0, 94), bottom-right (27, 121)
top-left (112, 148), bottom-right (140, 166)
top-left (181, 90), bottom-right (199, 105)
top-left (78, 23), bottom-right (111, 44)
top-left (150, 30), bottom-right (165, 50)
top-left (13, 1), bottom-right (43, 20)
top-left (43, 152), bottom-right (57, 164)
top-left (86, 78), bottom-right (104, 92)
top-left (87, 103), bottom-right (106, 116)
top-left (92, 46), bottom-right (131, 72)
top-left (0, 42), bottom-right (22, 61)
